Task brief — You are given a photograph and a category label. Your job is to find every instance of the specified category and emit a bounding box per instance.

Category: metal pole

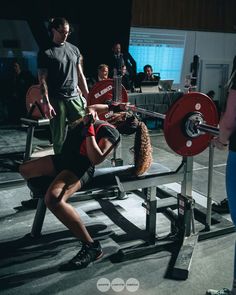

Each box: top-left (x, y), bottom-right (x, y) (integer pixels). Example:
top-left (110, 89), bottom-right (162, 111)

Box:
top-left (205, 142), bottom-right (215, 231)
top-left (24, 125), bottom-right (35, 161)
top-left (181, 156), bottom-right (194, 236)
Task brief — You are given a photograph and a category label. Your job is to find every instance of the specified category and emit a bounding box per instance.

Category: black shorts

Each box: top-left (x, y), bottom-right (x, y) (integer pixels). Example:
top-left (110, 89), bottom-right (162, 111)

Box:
top-left (51, 154), bottom-right (95, 187)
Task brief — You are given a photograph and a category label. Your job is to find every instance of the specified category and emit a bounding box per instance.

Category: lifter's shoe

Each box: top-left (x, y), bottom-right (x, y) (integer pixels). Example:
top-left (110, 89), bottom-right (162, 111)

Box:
top-left (59, 240), bottom-right (103, 271)
top-left (206, 288), bottom-right (232, 295)
top-left (212, 199), bottom-right (229, 214)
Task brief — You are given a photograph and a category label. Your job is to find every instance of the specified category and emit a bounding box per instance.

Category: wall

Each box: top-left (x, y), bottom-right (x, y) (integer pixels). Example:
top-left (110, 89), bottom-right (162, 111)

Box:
top-left (129, 0), bottom-right (236, 105)
top-left (131, 0), bottom-right (236, 33)
top-left (182, 30), bottom-right (236, 90)
top-left (0, 20), bottom-right (38, 75)
top-left (133, 27), bottom-right (236, 90)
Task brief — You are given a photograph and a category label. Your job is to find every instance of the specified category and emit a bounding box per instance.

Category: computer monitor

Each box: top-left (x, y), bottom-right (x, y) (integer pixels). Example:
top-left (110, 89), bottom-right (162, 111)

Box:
top-left (159, 79), bottom-right (174, 91)
top-left (140, 81), bottom-right (160, 93)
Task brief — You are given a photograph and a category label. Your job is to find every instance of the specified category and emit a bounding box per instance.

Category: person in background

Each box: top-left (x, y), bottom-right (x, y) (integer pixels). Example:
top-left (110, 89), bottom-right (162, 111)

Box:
top-left (135, 64), bottom-right (160, 88)
top-left (87, 64), bottom-right (109, 91)
top-left (8, 60), bottom-right (36, 123)
top-left (206, 63), bottom-right (236, 295)
top-left (143, 64), bottom-right (160, 82)
top-left (37, 17), bottom-right (89, 155)
top-left (109, 42), bottom-right (126, 77)
top-left (121, 64), bottom-right (134, 92)
top-left (206, 90), bottom-right (215, 100)
top-left (206, 90), bottom-right (221, 118)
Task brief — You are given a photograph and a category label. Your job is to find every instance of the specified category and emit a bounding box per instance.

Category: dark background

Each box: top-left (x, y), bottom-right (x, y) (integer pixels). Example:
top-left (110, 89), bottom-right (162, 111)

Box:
top-left (1, 0), bottom-right (236, 77)
top-left (0, 0), bottom-right (133, 77)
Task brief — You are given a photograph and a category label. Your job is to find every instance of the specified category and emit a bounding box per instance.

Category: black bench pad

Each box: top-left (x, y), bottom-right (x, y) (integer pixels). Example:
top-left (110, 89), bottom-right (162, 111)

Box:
top-left (27, 163), bottom-right (170, 197)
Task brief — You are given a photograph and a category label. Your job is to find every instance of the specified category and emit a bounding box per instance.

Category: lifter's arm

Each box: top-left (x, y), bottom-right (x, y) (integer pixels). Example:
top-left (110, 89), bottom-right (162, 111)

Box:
top-left (86, 135), bottom-right (115, 166)
top-left (83, 111), bottom-right (116, 165)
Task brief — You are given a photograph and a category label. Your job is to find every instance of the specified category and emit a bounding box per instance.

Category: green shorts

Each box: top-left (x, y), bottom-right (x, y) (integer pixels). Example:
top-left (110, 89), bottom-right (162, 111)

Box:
top-left (63, 96), bottom-right (86, 123)
top-left (50, 95), bottom-right (86, 154)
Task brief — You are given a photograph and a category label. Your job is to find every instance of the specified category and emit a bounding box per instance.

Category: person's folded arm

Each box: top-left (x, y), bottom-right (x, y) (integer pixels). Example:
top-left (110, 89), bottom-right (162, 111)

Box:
top-left (219, 89), bottom-right (236, 144)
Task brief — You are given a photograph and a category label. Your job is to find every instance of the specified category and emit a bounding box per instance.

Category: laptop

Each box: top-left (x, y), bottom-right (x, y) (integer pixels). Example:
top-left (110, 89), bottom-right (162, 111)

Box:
top-left (159, 79), bottom-right (174, 91)
top-left (140, 81), bottom-right (160, 93)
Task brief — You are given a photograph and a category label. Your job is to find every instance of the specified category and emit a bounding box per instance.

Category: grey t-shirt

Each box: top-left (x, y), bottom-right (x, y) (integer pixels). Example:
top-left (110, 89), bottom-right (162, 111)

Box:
top-left (37, 41), bottom-right (80, 99)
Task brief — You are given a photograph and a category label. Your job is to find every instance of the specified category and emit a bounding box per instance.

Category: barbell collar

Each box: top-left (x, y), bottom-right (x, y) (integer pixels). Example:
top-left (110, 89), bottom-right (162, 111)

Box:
top-left (184, 112), bottom-right (204, 138)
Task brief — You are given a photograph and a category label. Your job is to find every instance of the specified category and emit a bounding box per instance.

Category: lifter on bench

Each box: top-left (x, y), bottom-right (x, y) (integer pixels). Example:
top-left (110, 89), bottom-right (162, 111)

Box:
top-left (19, 103), bottom-right (152, 271)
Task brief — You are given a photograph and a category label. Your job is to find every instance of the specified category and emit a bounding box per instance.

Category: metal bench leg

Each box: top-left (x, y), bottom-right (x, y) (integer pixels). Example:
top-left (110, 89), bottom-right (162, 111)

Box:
top-left (24, 125), bottom-right (35, 161)
top-left (31, 198), bottom-right (47, 237)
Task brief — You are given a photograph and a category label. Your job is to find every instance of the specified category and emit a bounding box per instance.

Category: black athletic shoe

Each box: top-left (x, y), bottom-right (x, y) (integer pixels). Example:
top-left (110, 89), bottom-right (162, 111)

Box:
top-left (212, 199), bottom-right (229, 214)
top-left (59, 241), bottom-right (103, 271)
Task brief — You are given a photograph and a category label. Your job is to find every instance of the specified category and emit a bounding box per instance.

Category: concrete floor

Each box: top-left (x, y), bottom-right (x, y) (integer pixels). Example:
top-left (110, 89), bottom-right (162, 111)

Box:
top-left (0, 126), bottom-right (235, 295)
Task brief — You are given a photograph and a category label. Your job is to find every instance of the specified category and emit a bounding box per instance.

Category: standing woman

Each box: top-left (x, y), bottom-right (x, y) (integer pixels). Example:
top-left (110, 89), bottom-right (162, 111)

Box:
top-left (206, 67), bottom-right (236, 295)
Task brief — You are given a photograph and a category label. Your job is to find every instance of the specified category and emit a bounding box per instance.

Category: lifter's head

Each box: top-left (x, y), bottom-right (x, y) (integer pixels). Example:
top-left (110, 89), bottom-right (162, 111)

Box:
top-left (107, 112), bottom-right (153, 176)
top-left (108, 112), bottom-right (139, 135)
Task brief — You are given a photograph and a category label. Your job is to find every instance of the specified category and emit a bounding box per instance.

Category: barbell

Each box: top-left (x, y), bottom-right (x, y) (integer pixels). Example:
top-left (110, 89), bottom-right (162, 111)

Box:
top-left (87, 80), bottom-right (219, 157)
top-left (26, 81), bottom-right (219, 157)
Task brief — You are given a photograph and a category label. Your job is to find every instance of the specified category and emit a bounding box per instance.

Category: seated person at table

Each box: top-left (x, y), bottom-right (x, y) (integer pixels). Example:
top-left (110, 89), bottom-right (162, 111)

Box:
top-left (19, 103), bottom-right (152, 271)
top-left (135, 64), bottom-right (160, 88)
top-left (87, 64), bottom-right (109, 91)
top-left (121, 65), bottom-right (134, 92)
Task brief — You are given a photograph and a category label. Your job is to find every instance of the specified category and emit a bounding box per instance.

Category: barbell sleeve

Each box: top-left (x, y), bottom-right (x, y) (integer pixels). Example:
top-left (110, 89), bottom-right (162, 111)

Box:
top-left (197, 124), bottom-right (219, 136)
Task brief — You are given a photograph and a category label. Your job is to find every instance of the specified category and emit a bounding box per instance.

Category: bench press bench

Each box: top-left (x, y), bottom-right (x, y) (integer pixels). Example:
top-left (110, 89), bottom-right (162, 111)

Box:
top-left (30, 160), bottom-right (209, 280)
top-left (21, 117), bottom-right (50, 161)
top-left (26, 151), bottom-right (235, 280)
top-left (29, 162), bottom-right (185, 238)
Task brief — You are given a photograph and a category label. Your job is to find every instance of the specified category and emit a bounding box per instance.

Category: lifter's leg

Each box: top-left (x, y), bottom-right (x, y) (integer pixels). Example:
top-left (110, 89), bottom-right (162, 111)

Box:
top-left (44, 170), bottom-right (93, 243)
top-left (19, 156), bottom-right (56, 180)
top-left (44, 170), bottom-right (103, 270)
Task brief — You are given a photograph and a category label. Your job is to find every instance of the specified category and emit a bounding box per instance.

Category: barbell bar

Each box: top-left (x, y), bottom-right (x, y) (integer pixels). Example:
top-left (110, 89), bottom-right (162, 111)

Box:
top-left (26, 82), bottom-right (220, 157)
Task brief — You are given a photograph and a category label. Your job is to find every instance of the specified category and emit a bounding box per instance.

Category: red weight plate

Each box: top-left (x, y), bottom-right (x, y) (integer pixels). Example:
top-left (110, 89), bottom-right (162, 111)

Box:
top-left (87, 79), bottom-right (128, 120)
top-left (163, 92), bottom-right (219, 156)
top-left (26, 84), bottom-right (44, 119)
